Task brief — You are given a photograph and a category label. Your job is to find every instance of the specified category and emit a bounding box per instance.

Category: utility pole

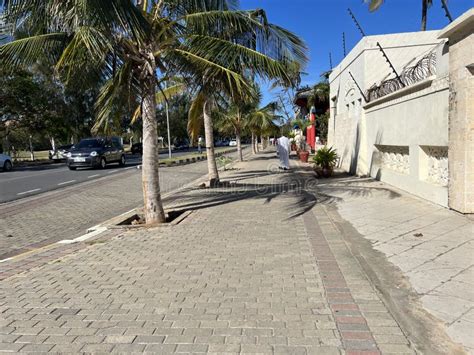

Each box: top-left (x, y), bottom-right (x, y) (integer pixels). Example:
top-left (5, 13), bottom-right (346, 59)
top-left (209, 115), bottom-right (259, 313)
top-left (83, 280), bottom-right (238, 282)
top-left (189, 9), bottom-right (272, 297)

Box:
top-left (165, 100), bottom-right (172, 159)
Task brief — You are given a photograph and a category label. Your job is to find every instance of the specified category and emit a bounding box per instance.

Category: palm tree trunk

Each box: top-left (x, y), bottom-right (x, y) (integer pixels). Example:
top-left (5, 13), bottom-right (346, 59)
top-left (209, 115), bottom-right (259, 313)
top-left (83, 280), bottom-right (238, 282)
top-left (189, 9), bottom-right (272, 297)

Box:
top-left (251, 132), bottom-right (256, 155)
top-left (421, 0), bottom-right (428, 31)
top-left (236, 129), bottom-right (243, 162)
top-left (142, 74), bottom-right (166, 224)
top-left (203, 99), bottom-right (219, 186)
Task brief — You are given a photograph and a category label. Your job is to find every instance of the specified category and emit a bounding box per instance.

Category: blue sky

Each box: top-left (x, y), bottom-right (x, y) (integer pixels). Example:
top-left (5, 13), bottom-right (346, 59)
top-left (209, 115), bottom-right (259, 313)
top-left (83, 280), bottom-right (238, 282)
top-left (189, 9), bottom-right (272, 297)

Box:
top-left (243, 0), bottom-right (473, 103)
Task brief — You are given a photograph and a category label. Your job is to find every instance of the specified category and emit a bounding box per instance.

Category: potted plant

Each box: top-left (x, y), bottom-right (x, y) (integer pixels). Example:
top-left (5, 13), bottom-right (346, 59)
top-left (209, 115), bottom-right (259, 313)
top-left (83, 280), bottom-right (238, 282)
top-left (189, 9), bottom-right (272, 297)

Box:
top-left (290, 139), bottom-right (297, 151)
top-left (298, 142), bottom-right (310, 162)
top-left (313, 146), bottom-right (338, 177)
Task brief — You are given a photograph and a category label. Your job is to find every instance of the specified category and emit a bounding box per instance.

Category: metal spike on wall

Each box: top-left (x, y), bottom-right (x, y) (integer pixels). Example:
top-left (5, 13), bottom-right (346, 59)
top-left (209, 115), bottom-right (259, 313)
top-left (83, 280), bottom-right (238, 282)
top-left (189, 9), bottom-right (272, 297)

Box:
top-left (376, 42), bottom-right (405, 87)
top-left (329, 52), bottom-right (333, 70)
top-left (348, 71), bottom-right (368, 103)
top-left (343, 32), bottom-right (346, 57)
top-left (440, 0), bottom-right (454, 23)
top-left (347, 8), bottom-right (366, 37)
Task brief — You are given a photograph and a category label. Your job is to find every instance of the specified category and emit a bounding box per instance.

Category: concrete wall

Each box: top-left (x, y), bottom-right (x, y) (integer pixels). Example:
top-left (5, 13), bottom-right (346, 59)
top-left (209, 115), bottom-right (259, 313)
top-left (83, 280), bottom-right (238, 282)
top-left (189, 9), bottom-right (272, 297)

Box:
top-left (328, 30), bottom-right (454, 206)
top-left (438, 9), bottom-right (474, 213)
top-left (364, 77), bottom-right (450, 206)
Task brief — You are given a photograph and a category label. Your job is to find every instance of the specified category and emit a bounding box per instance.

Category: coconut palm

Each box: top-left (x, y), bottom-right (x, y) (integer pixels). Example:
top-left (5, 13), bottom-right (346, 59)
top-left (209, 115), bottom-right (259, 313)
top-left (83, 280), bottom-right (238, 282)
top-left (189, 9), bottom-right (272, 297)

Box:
top-left (184, 9), bottom-right (307, 186)
top-left (247, 101), bottom-right (280, 154)
top-left (215, 104), bottom-right (246, 161)
top-left (1, 0), bottom-right (306, 222)
top-left (307, 81), bottom-right (329, 109)
top-left (366, 0), bottom-right (433, 31)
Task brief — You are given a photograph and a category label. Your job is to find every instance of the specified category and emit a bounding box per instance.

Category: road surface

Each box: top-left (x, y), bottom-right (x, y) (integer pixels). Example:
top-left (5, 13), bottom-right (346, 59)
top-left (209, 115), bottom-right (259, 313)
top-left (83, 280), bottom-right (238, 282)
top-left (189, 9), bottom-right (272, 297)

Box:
top-left (0, 150), bottom-right (198, 203)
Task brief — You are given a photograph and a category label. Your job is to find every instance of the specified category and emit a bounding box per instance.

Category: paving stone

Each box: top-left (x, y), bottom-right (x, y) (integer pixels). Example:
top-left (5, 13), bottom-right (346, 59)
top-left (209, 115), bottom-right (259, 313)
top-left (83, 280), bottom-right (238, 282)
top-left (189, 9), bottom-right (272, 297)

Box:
top-left (273, 345), bottom-right (307, 354)
top-left (144, 343), bottom-right (177, 353)
top-left (208, 343), bottom-right (241, 353)
top-left (81, 343), bottom-right (115, 352)
top-left (50, 344), bottom-right (85, 353)
top-left (176, 343), bottom-right (208, 353)
top-left (18, 343), bottom-right (53, 352)
top-left (0, 343), bottom-right (24, 352)
top-left (377, 343), bottom-right (415, 353)
top-left (111, 343), bottom-right (147, 352)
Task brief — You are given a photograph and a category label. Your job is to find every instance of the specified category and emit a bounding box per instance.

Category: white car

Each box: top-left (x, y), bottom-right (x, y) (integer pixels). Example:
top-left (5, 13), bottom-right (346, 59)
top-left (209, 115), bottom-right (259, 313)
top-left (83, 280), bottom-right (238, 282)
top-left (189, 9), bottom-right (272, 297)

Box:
top-left (229, 139), bottom-right (237, 147)
top-left (0, 153), bottom-right (13, 172)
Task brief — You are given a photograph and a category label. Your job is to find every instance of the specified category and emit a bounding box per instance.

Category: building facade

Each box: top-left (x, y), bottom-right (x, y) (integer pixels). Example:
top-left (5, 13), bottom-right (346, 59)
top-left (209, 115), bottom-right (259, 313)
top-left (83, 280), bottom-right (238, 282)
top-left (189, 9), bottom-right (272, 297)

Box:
top-left (328, 9), bottom-right (473, 213)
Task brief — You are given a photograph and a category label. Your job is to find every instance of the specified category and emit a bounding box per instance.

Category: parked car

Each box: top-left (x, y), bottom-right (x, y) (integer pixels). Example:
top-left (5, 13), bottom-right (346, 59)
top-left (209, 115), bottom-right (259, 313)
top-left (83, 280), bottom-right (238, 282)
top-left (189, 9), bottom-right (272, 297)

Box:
top-left (229, 139), bottom-right (237, 147)
top-left (131, 142), bottom-right (143, 155)
top-left (66, 137), bottom-right (125, 170)
top-left (215, 139), bottom-right (229, 147)
top-left (49, 144), bottom-right (73, 160)
top-left (0, 153), bottom-right (13, 172)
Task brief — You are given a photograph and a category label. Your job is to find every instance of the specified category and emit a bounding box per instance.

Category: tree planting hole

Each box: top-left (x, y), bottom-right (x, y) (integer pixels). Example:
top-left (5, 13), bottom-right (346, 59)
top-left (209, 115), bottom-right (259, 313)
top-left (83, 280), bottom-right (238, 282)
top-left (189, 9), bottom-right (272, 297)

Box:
top-left (118, 210), bottom-right (186, 226)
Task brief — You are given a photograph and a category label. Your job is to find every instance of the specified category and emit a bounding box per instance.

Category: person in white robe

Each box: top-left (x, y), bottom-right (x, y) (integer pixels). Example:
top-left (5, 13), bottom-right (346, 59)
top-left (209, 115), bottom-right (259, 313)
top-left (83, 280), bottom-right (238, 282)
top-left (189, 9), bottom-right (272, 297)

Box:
top-left (277, 135), bottom-right (290, 170)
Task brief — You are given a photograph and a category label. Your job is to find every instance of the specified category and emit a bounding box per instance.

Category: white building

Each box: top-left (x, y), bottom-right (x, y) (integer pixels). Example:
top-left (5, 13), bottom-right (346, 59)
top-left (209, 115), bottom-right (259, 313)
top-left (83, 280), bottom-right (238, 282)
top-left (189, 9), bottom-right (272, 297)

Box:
top-left (328, 9), bottom-right (473, 213)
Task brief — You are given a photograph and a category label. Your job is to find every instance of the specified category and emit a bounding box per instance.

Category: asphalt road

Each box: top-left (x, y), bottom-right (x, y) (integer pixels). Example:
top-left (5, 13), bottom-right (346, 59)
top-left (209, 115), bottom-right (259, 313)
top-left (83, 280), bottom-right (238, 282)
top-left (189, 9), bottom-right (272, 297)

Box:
top-left (0, 150), bottom-right (198, 203)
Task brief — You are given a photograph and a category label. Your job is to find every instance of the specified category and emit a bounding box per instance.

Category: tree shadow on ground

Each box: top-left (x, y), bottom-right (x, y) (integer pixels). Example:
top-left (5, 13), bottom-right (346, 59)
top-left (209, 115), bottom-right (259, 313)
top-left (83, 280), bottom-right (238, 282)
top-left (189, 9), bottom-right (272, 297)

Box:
top-left (164, 163), bottom-right (401, 220)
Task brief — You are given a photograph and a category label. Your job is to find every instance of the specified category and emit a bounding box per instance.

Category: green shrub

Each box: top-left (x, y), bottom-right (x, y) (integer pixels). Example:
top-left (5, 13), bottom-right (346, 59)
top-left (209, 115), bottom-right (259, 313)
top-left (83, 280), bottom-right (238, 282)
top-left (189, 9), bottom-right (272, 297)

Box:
top-left (312, 146), bottom-right (338, 169)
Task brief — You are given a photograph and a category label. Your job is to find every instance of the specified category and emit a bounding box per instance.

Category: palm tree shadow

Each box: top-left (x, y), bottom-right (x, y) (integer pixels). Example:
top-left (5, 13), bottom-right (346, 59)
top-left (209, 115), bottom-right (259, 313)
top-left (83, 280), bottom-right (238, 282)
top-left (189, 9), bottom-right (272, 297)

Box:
top-left (163, 166), bottom-right (402, 220)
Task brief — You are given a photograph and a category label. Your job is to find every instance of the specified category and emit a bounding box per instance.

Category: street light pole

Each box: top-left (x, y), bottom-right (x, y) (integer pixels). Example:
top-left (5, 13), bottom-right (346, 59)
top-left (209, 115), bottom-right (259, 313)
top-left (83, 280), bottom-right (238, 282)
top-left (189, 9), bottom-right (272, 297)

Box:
top-left (165, 100), bottom-right (172, 159)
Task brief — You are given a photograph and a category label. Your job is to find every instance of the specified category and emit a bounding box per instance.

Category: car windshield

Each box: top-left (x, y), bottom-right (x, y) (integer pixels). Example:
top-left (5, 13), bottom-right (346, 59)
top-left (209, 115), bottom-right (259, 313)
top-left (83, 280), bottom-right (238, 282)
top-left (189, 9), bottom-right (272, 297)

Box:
top-left (75, 139), bottom-right (104, 149)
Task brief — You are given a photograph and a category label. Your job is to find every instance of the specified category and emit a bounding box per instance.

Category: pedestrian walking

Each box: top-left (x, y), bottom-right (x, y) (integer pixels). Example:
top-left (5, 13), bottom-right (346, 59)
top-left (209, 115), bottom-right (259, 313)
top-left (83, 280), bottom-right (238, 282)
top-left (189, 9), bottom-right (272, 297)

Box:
top-left (198, 136), bottom-right (203, 154)
top-left (277, 135), bottom-right (290, 170)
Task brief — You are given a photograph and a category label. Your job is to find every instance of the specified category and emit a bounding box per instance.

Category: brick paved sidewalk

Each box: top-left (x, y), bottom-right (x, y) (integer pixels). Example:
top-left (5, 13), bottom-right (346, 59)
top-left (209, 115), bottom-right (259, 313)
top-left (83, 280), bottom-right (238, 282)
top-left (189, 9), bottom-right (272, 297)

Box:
top-left (0, 151), bottom-right (461, 354)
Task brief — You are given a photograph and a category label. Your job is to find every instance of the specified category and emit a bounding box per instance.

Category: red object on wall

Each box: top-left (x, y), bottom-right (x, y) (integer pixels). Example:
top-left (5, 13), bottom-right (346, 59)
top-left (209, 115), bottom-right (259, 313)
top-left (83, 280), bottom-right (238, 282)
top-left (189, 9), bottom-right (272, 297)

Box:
top-left (306, 112), bottom-right (316, 151)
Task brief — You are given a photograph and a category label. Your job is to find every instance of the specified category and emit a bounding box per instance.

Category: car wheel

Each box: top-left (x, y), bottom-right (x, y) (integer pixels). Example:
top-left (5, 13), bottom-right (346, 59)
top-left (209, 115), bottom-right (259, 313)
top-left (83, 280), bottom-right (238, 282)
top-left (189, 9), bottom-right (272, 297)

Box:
top-left (68, 166), bottom-right (77, 171)
top-left (119, 155), bottom-right (126, 166)
top-left (3, 160), bottom-right (12, 172)
top-left (100, 157), bottom-right (106, 169)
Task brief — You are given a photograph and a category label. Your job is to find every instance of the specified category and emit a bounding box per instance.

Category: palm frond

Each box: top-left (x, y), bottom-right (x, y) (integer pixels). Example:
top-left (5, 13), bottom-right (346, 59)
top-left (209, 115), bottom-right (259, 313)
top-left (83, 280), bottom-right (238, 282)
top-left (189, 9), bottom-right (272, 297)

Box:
top-left (93, 61), bottom-right (137, 134)
top-left (182, 35), bottom-right (293, 85)
top-left (56, 27), bottom-right (113, 84)
top-left (131, 83), bottom-right (185, 124)
top-left (0, 32), bottom-right (68, 68)
top-left (172, 48), bottom-right (249, 97)
top-left (365, 0), bottom-right (385, 12)
top-left (187, 90), bottom-right (206, 141)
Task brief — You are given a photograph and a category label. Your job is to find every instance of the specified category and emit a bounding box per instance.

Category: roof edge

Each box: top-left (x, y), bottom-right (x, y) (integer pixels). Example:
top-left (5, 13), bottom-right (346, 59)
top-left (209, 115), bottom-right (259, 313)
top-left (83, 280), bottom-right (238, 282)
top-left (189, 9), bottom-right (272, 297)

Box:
top-left (438, 8), bottom-right (474, 39)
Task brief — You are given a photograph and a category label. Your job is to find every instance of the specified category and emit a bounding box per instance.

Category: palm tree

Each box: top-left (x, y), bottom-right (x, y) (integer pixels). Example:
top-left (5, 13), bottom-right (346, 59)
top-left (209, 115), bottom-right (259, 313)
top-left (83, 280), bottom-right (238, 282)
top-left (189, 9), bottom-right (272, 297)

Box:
top-left (1, 0), bottom-right (306, 222)
top-left (185, 9), bottom-right (307, 186)
top-left (366, 0), bottom-right (433, 31)
top-left (307, 81), bottom-right (329, 109)
top-left (247, 101), bottom-right (280, 154)
top-left (215, 104), bottom-right (246, 162)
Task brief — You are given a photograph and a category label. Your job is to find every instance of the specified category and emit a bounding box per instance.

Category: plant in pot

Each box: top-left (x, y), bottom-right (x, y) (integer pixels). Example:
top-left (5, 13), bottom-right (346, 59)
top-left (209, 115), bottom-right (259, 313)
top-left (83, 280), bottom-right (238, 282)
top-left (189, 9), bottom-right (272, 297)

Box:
top-left (290, 138), bottom-right (297, 151)
top-left (298, 141), bottom-right (310, 163)
top-left (313, 146), bottom-right (338, 177)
